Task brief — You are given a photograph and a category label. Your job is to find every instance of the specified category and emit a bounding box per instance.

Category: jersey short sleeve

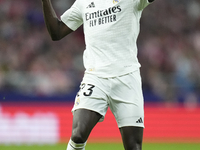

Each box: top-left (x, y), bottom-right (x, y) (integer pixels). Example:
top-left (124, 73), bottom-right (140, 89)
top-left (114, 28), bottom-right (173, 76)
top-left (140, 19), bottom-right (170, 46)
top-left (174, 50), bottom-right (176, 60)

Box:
top-left (137, 0), bottom-right (150, 10)
top-left (60, 0), bottom-right (83, 31)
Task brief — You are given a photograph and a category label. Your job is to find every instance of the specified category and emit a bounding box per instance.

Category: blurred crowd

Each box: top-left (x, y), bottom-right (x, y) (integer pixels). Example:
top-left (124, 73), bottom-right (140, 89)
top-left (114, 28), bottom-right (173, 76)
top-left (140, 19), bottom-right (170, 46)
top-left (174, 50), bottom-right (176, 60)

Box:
top-left (0, 0), bottom-right (200, 104)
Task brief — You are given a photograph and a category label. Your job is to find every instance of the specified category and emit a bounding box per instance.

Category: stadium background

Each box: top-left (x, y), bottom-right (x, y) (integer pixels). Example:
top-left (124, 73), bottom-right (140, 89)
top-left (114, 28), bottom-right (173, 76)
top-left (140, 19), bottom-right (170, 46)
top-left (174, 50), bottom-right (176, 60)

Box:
top-left (0, 0), bottom-right (200, 148)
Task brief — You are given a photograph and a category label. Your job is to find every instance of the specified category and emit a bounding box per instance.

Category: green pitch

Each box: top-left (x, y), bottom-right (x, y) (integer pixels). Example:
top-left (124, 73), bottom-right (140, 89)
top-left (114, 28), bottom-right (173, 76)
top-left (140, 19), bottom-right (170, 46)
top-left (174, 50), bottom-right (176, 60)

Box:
top-left (0, 143), bottom-right (200, 150)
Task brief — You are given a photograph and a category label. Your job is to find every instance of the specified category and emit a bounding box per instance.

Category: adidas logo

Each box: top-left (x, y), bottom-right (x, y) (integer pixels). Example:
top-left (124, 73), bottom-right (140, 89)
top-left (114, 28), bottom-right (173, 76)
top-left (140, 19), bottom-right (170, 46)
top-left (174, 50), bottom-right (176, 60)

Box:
top-left (87, 2), bottom-right (95, 8)
top-left (136, 117), bottom-right (143, 123)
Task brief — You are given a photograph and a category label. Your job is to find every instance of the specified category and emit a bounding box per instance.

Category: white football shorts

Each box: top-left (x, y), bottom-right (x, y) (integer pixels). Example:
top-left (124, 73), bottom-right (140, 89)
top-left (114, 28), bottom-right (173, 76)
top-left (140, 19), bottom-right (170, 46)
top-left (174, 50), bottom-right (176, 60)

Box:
top-left (72, 69), bottom-right (144, 128)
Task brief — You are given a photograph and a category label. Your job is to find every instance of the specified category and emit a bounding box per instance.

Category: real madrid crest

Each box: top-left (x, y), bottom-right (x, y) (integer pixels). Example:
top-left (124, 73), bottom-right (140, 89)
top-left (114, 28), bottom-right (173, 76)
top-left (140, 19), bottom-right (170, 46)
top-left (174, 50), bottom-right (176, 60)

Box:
top-left (75, 97), bottom-right (80, 106)
top-left (113, 0), bottom-right (120, 4)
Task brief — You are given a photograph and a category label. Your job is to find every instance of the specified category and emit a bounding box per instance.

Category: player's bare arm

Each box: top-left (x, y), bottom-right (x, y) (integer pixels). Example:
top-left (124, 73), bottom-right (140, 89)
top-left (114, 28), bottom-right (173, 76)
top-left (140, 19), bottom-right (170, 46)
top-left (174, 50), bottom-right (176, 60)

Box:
top-left (41, 0), bottom-right (73, 41)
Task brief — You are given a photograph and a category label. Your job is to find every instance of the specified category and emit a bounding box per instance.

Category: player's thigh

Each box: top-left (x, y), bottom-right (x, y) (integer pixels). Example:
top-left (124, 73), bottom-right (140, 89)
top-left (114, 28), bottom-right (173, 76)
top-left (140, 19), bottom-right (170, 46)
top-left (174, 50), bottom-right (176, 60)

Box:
top-left (73, 73), bottom-right (109, 122)
top-left (71, 109), bottom-right (102, 143)
top-left (119, 126), bottom-right (143, 150)
top-left (110, 70), bottom-right (144, 128)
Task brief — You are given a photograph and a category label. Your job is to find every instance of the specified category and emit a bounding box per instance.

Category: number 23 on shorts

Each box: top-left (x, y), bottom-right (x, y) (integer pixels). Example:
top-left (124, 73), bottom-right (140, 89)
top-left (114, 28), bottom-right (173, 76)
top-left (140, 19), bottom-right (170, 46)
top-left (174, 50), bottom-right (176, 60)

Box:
top-left (77, 83), bottom-right (95, 97)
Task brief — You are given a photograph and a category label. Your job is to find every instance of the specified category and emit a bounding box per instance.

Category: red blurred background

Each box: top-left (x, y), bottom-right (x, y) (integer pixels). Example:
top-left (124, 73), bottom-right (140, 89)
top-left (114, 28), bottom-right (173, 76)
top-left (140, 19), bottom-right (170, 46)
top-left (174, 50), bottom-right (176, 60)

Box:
top-left (0, 102), bottom-right (199, 144)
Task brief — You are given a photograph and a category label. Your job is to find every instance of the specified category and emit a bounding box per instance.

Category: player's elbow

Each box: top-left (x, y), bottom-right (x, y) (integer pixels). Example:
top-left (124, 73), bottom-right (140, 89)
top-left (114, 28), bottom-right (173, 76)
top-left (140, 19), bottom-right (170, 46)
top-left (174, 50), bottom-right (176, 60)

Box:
top-left (51, 35), bottom-right (61, 41)
top-left (47, 27), bottom-right (62, 41)
top-left (51, 38), bottom-right (58, 41)
top-left (48, 23), bottom-right (72, 41)
top-left (50, 32), bottom-right (62, 41)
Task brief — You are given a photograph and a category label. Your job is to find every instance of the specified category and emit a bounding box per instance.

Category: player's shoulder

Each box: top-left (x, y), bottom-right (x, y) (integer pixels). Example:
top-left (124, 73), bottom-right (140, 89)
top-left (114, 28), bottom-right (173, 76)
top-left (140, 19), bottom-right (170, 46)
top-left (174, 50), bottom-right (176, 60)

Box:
top-left (73, 0), bottom-right (94, 8)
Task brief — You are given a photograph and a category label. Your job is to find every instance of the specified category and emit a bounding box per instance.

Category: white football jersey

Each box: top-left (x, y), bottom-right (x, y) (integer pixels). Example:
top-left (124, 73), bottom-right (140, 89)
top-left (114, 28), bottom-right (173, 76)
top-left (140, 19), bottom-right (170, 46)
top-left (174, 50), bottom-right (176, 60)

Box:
top-left (61, 0), bottom-right (150, 77)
